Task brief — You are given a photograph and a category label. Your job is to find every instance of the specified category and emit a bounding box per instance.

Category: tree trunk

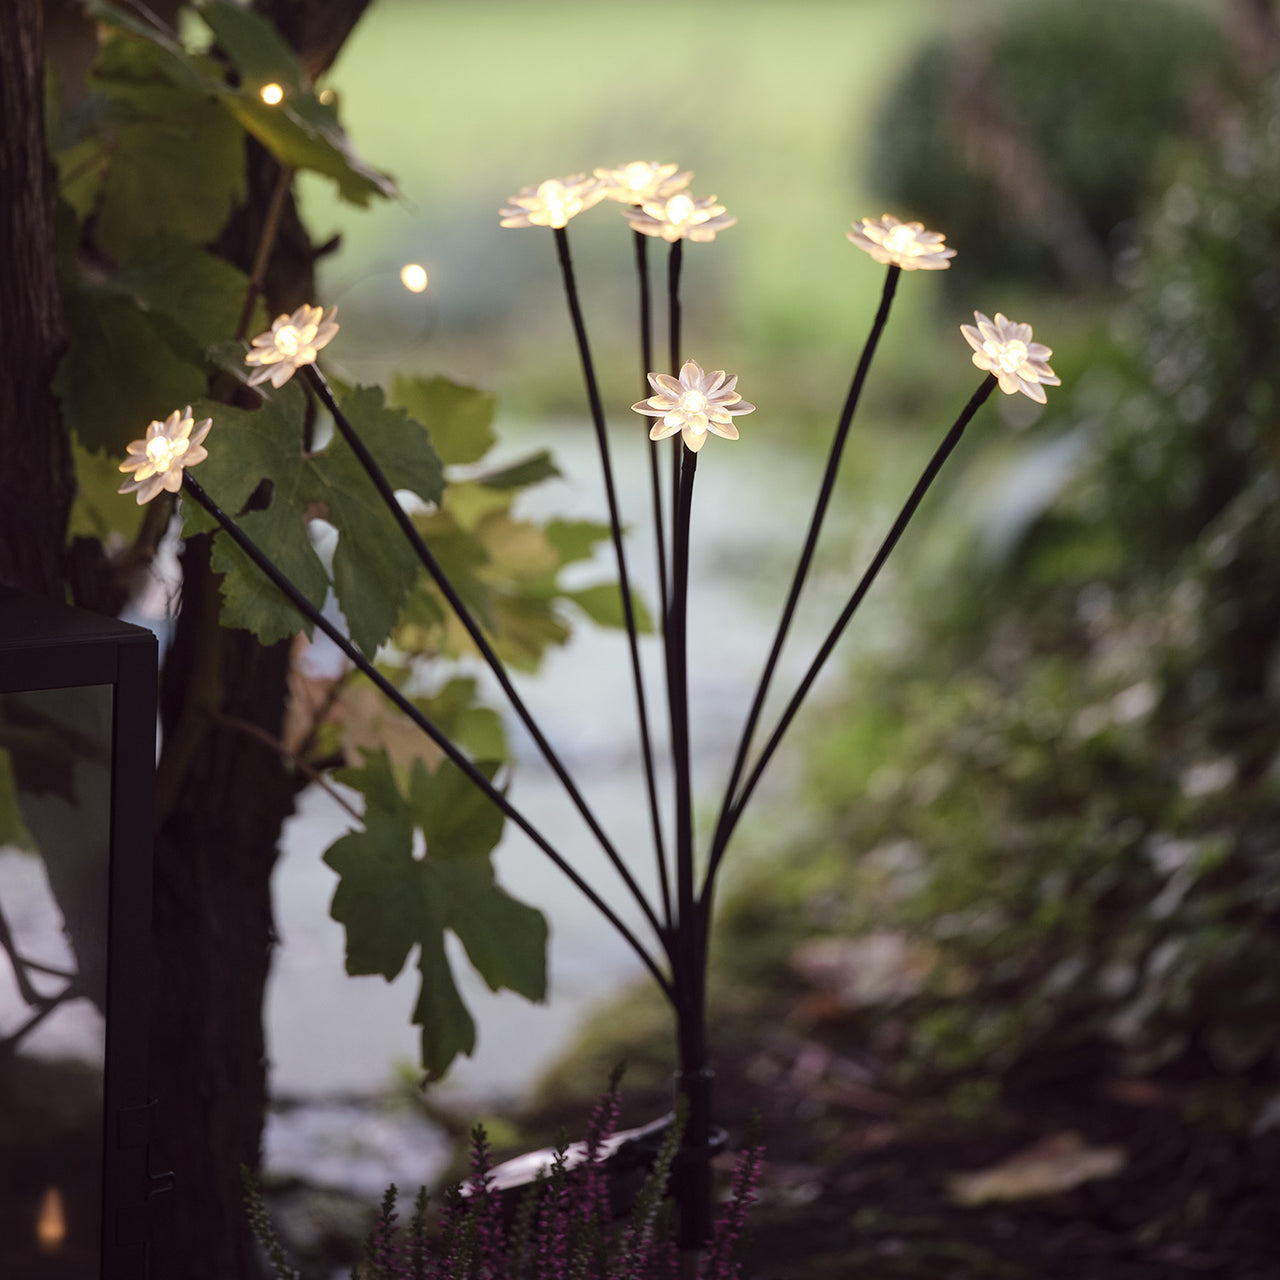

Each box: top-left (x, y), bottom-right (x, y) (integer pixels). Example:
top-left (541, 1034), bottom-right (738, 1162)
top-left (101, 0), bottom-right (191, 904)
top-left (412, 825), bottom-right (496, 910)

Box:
top-left (0, 0), bottom-right (73, 597)
top-left (148, 538), bottom-right (301, 1280)
top-left (145, 4), bottom-right (372, 1277)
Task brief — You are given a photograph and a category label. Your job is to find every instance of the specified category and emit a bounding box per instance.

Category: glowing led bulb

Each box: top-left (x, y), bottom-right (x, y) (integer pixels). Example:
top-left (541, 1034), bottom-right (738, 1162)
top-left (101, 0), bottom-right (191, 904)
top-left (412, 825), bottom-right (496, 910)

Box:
top-left (260, 83), bottom-right (284, 105)
top-left (145, 435), bottom-right (181, 468)
top-left (273, 324), bottom-right (301, 356)
top-left (884, 225), bottom-right (917, 254)
top-left (667, 194), bottom-right (694, 226)
top-left (400, 263), bottom-right (428, 293)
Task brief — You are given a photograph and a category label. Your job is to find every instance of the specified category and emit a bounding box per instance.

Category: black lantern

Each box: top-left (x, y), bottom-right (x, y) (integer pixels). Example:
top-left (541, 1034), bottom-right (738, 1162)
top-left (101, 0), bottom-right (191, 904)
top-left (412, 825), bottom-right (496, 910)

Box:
top-left (0, 588), bottom-right (157, 1279)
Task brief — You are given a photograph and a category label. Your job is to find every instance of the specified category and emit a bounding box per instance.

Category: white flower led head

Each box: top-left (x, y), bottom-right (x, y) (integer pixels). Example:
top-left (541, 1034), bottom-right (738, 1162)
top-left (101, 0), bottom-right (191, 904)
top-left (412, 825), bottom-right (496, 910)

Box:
top-left (117, 406), bottom-right (212, 505)
top-left (594, 161), bottom-right (692, 205)
top-left (960, 311), bottom-right (1060, 404)
top-left (632, 360), bottom-right (755, 453)
top-left (847, 214), bottom-right (956, 271)
top-left (623, 192), bottom-right (736, 244)
top-left (500, 175), bottom-right (607, 229)
top-left (245, 304), bottom-right (339, 389)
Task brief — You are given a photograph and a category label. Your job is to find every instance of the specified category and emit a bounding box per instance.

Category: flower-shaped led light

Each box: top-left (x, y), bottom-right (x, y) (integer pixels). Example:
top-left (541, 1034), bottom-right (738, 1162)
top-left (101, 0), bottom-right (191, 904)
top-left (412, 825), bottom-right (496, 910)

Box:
top-left (117, 406), bottom-right (212, 504)
top-left (499, 175), bottom-right (607, 229)
top-left (847, 214), bottom-right (956, 271)
top-left (245, 304), bottom-right (339, 389)
top-left (960, 311), bottom-right (1060, 403)
top-left (624, 192), bottom-right (736, 243)
top-left (632, 360), bottom-right (755, 453)
top-left (594, 161), bottom-right (692, 205)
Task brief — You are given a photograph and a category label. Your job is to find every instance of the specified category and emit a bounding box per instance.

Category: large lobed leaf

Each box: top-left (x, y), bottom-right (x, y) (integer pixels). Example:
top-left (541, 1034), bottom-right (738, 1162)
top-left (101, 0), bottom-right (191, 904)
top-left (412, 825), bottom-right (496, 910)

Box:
top-left (87, 1), bottom-right (395, 207)
top-left (182, 384), bottom-right (443, 655)
top-left (325, 750), bottom-right (547, 1081)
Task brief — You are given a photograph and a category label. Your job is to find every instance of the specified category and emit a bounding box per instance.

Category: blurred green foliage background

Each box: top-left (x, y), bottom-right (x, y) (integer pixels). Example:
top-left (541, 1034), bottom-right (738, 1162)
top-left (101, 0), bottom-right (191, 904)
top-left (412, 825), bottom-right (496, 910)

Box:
top-left (258, 0), bottom-right (1276, 1118)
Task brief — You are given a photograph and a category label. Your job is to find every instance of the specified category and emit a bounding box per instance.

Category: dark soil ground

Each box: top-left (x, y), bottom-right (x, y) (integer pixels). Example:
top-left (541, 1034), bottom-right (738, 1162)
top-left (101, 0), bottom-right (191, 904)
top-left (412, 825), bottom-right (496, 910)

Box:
top-left (266, 984), bottom-right (1280, 1279)
top-left (514, 998), bottom-right (1280, 1280)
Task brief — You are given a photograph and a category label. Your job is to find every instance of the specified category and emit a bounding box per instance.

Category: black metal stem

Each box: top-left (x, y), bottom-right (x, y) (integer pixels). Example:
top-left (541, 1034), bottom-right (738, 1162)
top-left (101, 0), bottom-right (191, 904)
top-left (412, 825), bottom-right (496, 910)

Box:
top-left (636, 230), bottom-right (669, 625)
top-left (702, 375), bottom-right (998, 889)
top-left (552, 225), bottom-right (668, 932)
top-left (670, 446), bottom-right (697, 947)
top-left (182, 473), bottom-right (675, 1002)
top-left (633, 229), bottom-right (674, 931)
top-left (709, 266), bottom-right (900, 865)
top-left (667, 444), bottom-right (713, 1256)
top-left (666, 240), bottom-right (684, 610)
top-left (302, 365), bottom-right (668, 955)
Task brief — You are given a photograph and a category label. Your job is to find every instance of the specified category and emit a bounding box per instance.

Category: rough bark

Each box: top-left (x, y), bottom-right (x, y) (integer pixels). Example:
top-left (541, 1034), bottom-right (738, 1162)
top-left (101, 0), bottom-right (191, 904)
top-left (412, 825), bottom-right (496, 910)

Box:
top-left (148, 539), bottom-right (301, 1280)
top-left (0, 0), bottom-right (74, 597)
top-left (144, 4), bottom-right (373, 1277)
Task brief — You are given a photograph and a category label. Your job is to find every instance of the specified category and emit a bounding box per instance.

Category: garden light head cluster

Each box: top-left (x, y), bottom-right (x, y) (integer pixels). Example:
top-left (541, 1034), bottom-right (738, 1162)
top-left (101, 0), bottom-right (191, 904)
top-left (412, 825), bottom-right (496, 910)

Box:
top-left (244, 302), bottom-right (339, 388)
top-left (632, 360), bottom-right (755, 453)
top-left (118, 156), bottom-right (1062, 1258)
top-left (499, 175), bottom-right (608, 229)
top-left (117, 406), bottom-right (211, 504)
top-left (961, 310), bottom-right (1060, 403)
top-left (594, 160), bottom-right (692, 204)
top-left (847, 213), bottom-right (957, 271)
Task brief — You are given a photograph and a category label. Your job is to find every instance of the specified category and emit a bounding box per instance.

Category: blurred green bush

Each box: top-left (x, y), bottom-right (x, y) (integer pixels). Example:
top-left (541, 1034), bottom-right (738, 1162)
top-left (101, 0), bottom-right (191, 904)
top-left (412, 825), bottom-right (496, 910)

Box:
top-left (870, 0), bottom-right (1227, 294)
top-left (726, 60), bottom-right (1280, 1114)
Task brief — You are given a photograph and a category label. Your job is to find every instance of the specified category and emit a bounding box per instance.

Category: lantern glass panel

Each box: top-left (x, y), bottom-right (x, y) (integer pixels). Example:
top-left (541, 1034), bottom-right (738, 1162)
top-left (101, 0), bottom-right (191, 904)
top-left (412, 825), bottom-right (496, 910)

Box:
top-left (0, 683), bottom-right (113, 1279)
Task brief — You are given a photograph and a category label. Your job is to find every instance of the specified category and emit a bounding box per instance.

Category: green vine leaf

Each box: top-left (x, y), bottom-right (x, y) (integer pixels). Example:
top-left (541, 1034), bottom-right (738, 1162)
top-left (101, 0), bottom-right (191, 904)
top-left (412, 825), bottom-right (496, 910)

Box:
top-left (564, 584), bottom-right (655, 633)
top-left (54, 287), bottom-right (208, 456)
top-left (415, 678), bottom-right (508, 763)
top-left (89, 1), bottom-right (395, 210)
top-left (199, 0), bottom-right (396, 206)
top-left (87, 32), bottom-right (245, 261)
top-left (325, 750), bottom-right (546, 1081)
top-left (101, 234), bottom-right (263, 358)
top-left (67, 439), bottom-right (148, 545)
top-left (544, 518), bottom-right (612, 566)
top-left (183, 385), bottom-right (444, 654)
top-left (392, 375), bottom-right (497, 466)
top-left (474, 450), bottom-right (561, 491)
top-left (85, 2), bottom-right (209, 91)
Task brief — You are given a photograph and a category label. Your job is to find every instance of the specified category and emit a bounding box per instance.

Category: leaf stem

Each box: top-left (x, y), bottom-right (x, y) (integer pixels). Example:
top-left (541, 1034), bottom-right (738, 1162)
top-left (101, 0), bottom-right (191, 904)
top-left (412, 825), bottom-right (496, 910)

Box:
top-left (213, 709), bottom-right (363, 823)
top-left (553, 225), bottom-right (668, 922)
top-left (234, 162), bottom-right (295, 343)
top-left (709, 265), bottom-right (901, 865)
top-left (182, 474), bottom-right (675, 1003)
top-left (303, 366), bottom-right (669, 955)
top-left (701, 374), bottom-right (998, 894)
